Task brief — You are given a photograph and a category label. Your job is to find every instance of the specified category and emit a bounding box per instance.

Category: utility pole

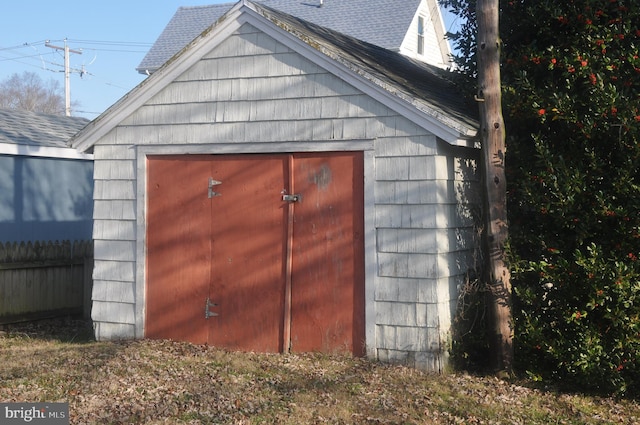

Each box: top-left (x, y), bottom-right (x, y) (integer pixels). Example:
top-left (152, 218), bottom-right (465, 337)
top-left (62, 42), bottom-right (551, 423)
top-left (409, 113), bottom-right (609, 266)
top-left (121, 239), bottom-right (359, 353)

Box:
top-left (476, 0), bottom-right (513, 373)
top-left (45, 39), bottom-right (82, 116)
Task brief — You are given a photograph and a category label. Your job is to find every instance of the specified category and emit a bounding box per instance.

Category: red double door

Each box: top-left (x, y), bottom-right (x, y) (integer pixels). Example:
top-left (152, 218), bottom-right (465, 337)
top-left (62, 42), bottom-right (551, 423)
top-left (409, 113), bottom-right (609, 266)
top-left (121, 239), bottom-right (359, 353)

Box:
top-left (146, 152), bottom-right (364, 355)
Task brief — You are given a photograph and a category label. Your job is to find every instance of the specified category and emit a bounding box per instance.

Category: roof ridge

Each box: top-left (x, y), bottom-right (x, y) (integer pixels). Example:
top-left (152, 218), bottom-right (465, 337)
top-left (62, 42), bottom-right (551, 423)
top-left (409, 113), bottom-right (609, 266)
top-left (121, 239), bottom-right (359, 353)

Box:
top-left (177, 3), bottom-right (234, 11)
top-left (0, 107), bottom-right (89, 123)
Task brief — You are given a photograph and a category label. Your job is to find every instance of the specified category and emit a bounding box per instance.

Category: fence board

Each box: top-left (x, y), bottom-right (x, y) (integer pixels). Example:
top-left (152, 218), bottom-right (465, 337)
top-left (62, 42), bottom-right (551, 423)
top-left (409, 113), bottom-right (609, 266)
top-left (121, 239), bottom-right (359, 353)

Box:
top-left (0, 240), bottom-right (93, 324)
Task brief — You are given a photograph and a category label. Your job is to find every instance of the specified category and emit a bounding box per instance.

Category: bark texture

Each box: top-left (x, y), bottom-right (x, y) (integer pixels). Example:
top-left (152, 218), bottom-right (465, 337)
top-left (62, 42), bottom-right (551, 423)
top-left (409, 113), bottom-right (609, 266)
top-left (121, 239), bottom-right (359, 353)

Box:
top-left (476, 0), bottom-right (513, 373)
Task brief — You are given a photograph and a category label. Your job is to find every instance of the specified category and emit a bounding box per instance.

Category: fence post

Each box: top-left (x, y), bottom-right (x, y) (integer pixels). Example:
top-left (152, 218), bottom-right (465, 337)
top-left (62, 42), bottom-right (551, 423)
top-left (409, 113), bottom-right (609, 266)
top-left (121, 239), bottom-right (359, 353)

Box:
top-left (83, 256), bottom-right (94, 319)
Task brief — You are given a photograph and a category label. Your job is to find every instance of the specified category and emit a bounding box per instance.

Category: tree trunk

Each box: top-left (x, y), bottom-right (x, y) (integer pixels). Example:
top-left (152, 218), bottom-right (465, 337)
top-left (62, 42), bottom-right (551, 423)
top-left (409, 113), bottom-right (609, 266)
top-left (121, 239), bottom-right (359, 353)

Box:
top-left (476, 0), bottom-right (513, 373)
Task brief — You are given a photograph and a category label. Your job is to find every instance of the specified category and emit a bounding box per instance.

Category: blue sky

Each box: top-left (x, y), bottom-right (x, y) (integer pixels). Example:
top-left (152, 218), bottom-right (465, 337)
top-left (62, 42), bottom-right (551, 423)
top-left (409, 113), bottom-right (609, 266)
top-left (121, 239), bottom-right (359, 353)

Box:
top-left (1, 1), bottom-right (460, 119)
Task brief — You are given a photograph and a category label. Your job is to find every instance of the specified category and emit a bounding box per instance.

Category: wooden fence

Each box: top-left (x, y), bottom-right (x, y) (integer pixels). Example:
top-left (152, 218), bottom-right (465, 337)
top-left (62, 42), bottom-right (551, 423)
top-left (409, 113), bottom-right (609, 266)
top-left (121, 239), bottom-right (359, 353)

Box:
top-left (0, 240), bottom-right (93, 324)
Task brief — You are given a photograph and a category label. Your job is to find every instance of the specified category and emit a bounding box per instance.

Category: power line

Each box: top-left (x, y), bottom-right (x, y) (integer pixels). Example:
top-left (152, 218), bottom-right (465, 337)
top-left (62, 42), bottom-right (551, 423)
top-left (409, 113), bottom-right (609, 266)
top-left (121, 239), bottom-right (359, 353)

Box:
top-left (0, 53), bottom-right (59, 72)
top-left (83, 48), bottom-right (149, 53)
top-left (66, 38), bottom-right (152, 47)
top-left (1, 38), bottom-right (148, 78)
top-left (1, 39), bottom-right (151, 55)
top-left (0, 51), bottom-right (56, 63)
top-left (0, 40), bottom-right (49, 51)
top-left (2, 38), bottom-right (150, 116)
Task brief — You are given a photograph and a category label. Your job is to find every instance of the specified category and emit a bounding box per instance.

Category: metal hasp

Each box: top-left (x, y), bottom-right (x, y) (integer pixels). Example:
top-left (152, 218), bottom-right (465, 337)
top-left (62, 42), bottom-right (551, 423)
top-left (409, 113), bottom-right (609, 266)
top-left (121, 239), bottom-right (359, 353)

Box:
top-left (205, 297), bottom-right (218, 319)
top-left (282, 194), bottom-right (301, 202)
top-left (208, 178), bottom-right (222, 198)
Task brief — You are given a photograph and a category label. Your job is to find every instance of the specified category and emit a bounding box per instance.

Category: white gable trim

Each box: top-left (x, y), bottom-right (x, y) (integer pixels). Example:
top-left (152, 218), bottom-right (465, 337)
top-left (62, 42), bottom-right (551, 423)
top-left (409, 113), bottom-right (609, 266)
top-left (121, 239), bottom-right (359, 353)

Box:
top-left (71, 1), bottom-right (475, 152)
top-left (428, 0), bottom-right (453, 65)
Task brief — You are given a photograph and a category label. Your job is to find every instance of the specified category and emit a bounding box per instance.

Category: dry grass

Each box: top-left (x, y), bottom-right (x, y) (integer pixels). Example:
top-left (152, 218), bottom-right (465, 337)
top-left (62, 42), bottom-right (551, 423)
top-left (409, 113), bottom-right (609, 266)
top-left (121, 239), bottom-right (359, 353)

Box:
top-left (0, 318), bottom-right (639, 424)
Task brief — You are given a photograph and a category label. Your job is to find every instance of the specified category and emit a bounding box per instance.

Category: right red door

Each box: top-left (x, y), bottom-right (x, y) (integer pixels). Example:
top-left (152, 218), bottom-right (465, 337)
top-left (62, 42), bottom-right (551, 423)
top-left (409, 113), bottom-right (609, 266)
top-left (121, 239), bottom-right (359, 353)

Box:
top-left (289, 152), bottom-right (365, 355)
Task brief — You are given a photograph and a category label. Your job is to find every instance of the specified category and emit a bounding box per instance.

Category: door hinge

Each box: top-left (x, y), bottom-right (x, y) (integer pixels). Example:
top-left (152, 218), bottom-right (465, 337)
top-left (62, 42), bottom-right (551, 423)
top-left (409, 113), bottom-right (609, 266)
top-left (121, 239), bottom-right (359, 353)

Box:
top-left (205, 297), bottom-right (218, 319)
top-left (208, 178), bottom-right (222, 198)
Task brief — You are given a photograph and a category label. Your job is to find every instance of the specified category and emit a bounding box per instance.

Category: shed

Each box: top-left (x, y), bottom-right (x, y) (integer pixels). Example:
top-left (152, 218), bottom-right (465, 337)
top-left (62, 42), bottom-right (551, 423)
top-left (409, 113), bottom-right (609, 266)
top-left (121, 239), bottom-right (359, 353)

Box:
top-left (0, 108), bottom-right (92, 243)
top-left (71, 1), bottom-right (480, 371)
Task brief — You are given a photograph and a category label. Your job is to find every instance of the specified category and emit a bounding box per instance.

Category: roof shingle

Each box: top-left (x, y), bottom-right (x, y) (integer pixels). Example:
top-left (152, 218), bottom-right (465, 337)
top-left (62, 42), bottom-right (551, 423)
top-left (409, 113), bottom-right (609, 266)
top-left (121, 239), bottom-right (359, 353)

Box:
top-left (0, 108), bottom-right (88, 149)
top-left (137, 0), bottom-right (422, 74)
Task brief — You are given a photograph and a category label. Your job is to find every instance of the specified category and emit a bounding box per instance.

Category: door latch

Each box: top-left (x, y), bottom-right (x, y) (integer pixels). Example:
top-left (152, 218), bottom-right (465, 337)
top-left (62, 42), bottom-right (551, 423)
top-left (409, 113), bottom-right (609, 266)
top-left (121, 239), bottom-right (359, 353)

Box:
top-left (280, 190), bottom-right (302, 202)
top-left (281, 189), bottom-right (301, 203)
top-left (205, 297), bottom-right (218, 319)
top-left (208, 178), bottom-right (222, 198)
top-left (282, 194), bottom-right (301, 202)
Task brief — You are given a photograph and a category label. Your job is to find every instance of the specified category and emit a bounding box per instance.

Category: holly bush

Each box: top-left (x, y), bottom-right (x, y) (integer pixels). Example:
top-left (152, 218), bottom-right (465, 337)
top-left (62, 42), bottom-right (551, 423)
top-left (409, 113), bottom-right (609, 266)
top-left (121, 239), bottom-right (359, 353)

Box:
top-left (442, 0), bottom-right (640, 395)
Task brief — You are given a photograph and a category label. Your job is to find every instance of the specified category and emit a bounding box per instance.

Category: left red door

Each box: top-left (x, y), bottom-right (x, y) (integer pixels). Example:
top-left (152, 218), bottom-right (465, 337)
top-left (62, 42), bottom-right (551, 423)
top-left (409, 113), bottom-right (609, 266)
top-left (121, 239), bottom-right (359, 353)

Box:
top-left (146, 156), bottom-right (212, 344)
top-left (146, 155), bottom-right (289, 351)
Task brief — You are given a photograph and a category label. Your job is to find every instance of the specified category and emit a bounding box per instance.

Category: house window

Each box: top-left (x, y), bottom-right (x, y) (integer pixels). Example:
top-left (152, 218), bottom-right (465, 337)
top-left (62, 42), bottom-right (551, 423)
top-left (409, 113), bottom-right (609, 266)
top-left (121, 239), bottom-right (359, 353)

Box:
top-left (417, 15), bottom-right (425, 55)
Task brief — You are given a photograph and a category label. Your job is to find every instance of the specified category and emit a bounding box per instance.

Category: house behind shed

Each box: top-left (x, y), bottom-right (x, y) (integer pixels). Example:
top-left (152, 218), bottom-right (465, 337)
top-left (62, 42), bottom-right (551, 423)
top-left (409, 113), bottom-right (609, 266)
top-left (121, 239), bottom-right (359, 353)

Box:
top-left (137, 0), bottom-right (453, 75)
top-left (0, 108), bottom-right (93, 323)
top-left (71, 1), bottom-right (481, 371)
top-left (0, 108), bottom-right (92, 243)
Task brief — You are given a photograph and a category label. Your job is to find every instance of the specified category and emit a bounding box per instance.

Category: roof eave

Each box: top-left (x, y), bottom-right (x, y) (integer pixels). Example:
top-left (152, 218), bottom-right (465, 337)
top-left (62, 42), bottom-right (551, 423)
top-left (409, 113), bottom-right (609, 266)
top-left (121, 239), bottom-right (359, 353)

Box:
top-left (136, 66), bottom-right (158, 75)
top-left (0, 141), bottom-right (93, 160)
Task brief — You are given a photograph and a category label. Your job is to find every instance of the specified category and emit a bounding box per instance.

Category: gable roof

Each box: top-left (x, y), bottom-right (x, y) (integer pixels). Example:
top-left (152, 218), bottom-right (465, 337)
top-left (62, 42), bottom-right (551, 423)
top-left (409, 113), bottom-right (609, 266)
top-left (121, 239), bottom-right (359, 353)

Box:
top-left (71, 1), bottom-right (477, 152)
top-left (0, 108), bottom-right (91, 159)
top-left (137, 0), bottom-right (423, 74)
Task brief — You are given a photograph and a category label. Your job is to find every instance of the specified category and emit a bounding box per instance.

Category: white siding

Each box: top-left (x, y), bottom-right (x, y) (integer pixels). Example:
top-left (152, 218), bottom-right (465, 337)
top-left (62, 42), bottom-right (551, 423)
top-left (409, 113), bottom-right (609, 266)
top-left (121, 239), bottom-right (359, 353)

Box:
top-left (91, 142), bottom-right (138, 334)
top-left (372, 107), bottom-right (479, 370)
top-left (90, 22), bottom-right (480, 371)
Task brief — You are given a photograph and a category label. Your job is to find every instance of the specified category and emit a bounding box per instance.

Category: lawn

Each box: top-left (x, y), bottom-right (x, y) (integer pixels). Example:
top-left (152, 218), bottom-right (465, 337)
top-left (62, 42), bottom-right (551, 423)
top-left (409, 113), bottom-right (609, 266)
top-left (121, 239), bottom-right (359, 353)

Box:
top-left (0, 318), bottom-right (638, 424)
